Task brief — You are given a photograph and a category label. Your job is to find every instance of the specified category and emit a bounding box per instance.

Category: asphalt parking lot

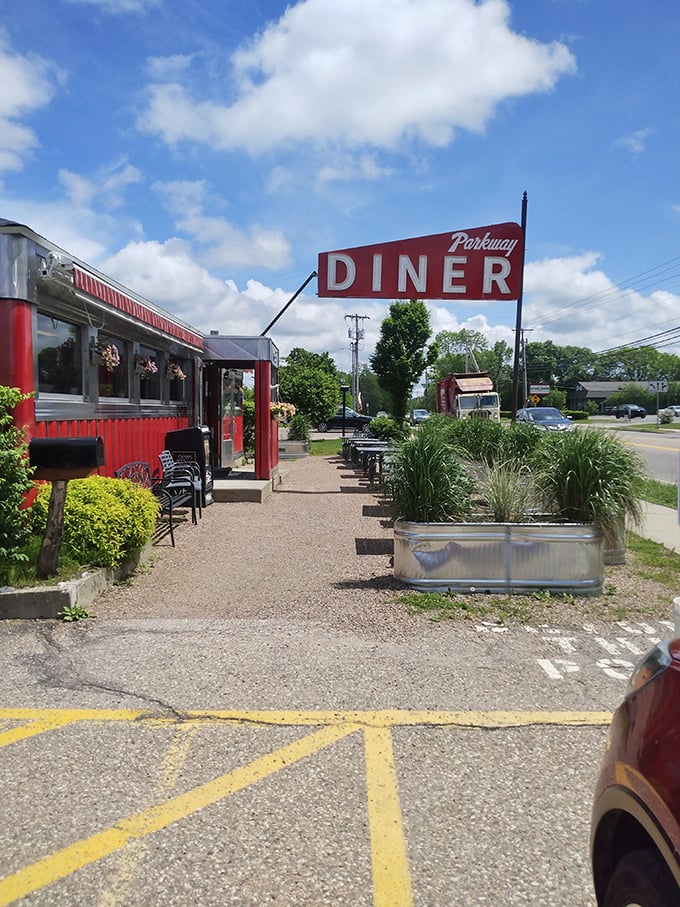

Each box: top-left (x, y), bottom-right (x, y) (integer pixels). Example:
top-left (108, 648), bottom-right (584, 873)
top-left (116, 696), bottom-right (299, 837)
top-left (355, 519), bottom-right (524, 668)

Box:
top-left (1, 613), bottom-right (669, 906)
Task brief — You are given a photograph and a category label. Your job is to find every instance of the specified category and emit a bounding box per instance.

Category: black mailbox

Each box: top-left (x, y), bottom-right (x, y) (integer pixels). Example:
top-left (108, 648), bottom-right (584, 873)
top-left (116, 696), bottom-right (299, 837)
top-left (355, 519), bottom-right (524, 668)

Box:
top-left (29, 436), bottom-right (105, 481)
top-left (164, 426), bottom-right (213, 506)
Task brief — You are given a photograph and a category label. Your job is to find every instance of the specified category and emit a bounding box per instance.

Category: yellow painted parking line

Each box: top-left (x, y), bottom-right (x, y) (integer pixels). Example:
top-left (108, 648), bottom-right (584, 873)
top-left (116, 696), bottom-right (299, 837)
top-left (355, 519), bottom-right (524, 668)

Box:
top-left (0, 715), bottom-right (89, 749)
top-left (0, 707), bottom-right (614, 730)
top-left (0, 708), bottom-right (612, 905)
top-left (624, 438), bottom-right (679, 451)
top-left (365, 726), bottom-right (413, 907)
top-left (97, 725), bottom-right (198, 907)
top-left (0, 722), bottom-right (359, 906)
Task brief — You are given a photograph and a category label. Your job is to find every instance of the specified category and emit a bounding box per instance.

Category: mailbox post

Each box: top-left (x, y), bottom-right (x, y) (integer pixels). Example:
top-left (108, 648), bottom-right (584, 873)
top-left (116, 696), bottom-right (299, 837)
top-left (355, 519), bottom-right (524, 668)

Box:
top-left (29, 437), bottom-right (105, 578)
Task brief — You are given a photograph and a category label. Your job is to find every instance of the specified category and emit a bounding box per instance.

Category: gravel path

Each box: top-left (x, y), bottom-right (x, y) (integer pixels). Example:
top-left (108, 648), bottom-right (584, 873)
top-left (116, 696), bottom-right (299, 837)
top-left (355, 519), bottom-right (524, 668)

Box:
top-left (95, 453), bottom-right (674, 634)
top-left (96, 454), bottom-right (419, 638)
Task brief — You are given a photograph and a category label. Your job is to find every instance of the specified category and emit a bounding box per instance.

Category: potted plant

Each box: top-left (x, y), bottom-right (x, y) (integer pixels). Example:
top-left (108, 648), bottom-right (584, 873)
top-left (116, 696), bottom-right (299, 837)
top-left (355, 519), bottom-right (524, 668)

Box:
top-left (278, 412), bottom-right (311, 458)
top-left (136, 356), bottom-right (158, 379)
top-left (92, 341), bottom-right (120, 372)
top-left (532, 428), bottom-right (646, 565)
top-left (166, 361), bottom-right (186, 381)
top-left (270, 402), bottom-right (296, 422)
top-left (385, 422), bottom-right (624, 595)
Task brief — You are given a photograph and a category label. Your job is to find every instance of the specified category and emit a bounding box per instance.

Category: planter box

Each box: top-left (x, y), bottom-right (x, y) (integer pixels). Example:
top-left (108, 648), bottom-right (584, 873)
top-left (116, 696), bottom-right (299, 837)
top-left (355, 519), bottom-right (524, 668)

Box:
top-left (394, 519), bottom-right (604, 595)
top-left (278, 441), bottom-right (309, 459)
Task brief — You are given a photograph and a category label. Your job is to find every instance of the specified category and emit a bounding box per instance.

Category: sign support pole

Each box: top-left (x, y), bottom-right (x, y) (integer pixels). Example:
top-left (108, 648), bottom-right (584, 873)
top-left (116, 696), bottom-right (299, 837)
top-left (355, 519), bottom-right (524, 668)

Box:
top-left (260, 271), bottom-right (317, 336)
top-left (511, 191), bottom-right (528, 421)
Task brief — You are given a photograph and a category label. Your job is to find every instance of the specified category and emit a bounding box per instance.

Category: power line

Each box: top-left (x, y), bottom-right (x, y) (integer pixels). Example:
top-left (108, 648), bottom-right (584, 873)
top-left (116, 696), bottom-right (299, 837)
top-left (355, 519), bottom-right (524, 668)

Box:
top-left (525, 254), bottom-right (680, 338)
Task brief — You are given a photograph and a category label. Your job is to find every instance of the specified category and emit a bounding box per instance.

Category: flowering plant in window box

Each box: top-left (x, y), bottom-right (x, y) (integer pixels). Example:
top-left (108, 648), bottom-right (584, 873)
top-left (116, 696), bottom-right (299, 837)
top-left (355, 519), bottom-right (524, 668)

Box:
top-left (136, 356), bottom-right (158, 379)
top-left (166, 361), bottom-right (186, 381)
top-left (270, 402), bottom-right (296, 422)
top-left (93, 341), bottom-right (120, 372)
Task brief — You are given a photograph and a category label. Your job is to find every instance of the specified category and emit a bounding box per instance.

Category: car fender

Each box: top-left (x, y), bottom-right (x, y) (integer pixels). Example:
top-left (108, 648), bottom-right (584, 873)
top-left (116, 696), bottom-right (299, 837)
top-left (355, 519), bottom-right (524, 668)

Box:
top-left (592, 770), bottom-right (680, 899)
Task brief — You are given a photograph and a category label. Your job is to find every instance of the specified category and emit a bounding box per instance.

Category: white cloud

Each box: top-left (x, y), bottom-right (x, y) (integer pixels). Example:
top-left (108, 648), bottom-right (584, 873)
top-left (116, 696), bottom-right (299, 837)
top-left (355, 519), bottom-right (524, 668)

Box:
top-left (0, 31), bottom-right (61, 172)
top-left (139, 0), bottom-right (576, 153)
top-left (153, 179), bottom-right (292, 269)
top-left (58, 162), bottom-right (143, 209)
top-left (316, 152), bottom-right (394, 186)
top-left (146, 54), bottom-right (194, 80)
top-left (523, 253), bottom-right (680, 353)
top-left (614, 128), bottom-right (653, 156)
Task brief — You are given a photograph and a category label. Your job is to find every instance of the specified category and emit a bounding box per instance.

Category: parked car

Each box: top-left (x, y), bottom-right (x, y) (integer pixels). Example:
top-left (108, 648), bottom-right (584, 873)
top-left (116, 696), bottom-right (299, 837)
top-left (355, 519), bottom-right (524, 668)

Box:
top-left (614, 404), bottom-right (646, 419)
top-left (665, 405), bottom-right (680, 417)
top-left (316, 406), bottom-right (372, 432)
top-left (410, 409), bottom-right (430, 425)
top-left (515, 407), bottom-right (575, 431)
top-left (375, 410), bottom-right (389, 419)
top-left (591, 606), bottom-right (680, 905)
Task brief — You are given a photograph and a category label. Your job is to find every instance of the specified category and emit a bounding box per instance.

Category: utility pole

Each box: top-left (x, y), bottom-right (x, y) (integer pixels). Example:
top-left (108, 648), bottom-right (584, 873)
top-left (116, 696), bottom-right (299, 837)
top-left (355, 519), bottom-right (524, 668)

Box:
top-left (345, 313), bottom-right (369, 409)
top-left (512, 327), bottom-right (533, 407)
top-left (511, 191), bottom-right (528, 419)
top-left (521, 328), bottom-right (533, 406)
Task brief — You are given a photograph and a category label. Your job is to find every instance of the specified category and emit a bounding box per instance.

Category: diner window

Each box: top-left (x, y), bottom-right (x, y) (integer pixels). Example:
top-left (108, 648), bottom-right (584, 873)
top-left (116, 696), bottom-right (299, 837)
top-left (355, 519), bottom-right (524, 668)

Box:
top-left (36, 312), bottom-right (83, 395)
top-left (137, 348), bottom-right (160, 400)
top-left (93, 334), bottom-right (129, 398)
top-left (167, 358), bottom-right (188, 402)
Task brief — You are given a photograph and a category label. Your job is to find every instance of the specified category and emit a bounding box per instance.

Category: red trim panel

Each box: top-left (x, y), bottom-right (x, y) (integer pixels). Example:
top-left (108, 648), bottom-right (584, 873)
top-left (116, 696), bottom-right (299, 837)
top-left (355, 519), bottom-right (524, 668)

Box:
top-left (32, 414), bottom-right (191, 477)
top-left (74, 269), bottom-right (203, 349)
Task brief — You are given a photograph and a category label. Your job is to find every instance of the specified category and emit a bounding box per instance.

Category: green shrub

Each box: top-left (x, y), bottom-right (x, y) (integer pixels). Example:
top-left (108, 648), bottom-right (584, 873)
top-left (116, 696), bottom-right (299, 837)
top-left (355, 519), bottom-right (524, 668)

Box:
top-left (386, 431), bottom-right (474, 522)
top-left (475, 460), bottom-right (542, 523)
top-left (532, 428), bottom-right (646, 534)
top-left (31, 475), bottom-right (159, 569)
top-left (422, 416), bottom-right (513, 465)
top-left (659, 409), bottom-right (674, 424)
top-left (242, 398), bottom-right (255, 457)
top-left (494, 422), bottom-right (545, 465)
top-left (369, 415), bottom-right (408, 442)
top-left (0, 386), bottom-right (35, 585)
top-left (286, 412), bottom-right (311, 441)
top-left (564, 409), bottom-right (588, 421)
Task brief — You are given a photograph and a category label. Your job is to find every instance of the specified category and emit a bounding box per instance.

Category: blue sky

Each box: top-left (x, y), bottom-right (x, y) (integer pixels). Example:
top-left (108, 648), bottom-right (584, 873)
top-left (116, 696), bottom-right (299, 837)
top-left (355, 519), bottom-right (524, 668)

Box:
top-left (1, 0), bottom-right (679, 376)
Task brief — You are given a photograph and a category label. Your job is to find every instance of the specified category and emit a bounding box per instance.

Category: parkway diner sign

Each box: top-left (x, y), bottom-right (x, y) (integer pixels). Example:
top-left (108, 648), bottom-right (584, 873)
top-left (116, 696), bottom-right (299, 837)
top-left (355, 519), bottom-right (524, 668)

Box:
top-left (317, 222), bottom-right (524, 301)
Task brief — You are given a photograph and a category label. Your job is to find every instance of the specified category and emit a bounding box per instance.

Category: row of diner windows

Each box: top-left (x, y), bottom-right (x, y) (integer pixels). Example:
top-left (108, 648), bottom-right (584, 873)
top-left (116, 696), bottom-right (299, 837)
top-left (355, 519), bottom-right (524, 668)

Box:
top-left (36, 311), bottom-right (190, 403)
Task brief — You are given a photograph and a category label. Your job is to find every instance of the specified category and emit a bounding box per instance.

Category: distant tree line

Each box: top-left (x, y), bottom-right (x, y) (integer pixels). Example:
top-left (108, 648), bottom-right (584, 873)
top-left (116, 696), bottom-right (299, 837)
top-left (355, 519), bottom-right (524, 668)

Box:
top-left (278, 318), bottom-right (680, 425)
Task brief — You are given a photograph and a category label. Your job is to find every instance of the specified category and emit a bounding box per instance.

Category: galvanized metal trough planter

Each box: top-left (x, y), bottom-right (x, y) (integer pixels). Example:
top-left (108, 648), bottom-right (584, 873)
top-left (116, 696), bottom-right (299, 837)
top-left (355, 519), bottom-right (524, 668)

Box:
top-left (393, 519), bottom-right (604, 596)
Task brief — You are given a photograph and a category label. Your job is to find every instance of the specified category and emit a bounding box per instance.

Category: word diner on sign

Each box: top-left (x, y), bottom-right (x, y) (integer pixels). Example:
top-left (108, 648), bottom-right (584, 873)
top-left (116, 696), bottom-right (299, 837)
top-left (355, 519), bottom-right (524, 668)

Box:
top-left (317, 222), bottom-right (524, 301)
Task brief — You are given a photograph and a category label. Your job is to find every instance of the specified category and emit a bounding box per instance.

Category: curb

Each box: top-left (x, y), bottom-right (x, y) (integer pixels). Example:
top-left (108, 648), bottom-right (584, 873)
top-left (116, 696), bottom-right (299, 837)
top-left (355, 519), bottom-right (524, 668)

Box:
top-left (0, 544), bottom-right (153, 620)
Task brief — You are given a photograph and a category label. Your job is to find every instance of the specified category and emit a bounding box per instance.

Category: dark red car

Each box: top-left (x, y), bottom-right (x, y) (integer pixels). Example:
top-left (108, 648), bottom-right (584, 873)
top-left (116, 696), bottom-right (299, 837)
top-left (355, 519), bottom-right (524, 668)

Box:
top-left (591, 630), bottom-right (680, 905)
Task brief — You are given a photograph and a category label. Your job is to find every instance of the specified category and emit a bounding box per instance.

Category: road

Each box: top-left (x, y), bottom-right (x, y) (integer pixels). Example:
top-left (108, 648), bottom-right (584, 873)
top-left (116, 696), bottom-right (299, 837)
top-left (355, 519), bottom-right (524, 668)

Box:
top-left (609, 425), bottom-right (680, 484)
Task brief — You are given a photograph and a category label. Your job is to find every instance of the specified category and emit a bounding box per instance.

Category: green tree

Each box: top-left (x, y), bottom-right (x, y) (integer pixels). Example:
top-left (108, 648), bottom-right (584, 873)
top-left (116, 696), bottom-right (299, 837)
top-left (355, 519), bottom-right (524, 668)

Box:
top-left (542, 388), bottom-right (567, 409)
top-left (557, 346), bottom-right (598, 387)
top-left (370, 300), bottom-right (439, 425)
top-left (596, 347), bottom-right (662, 381)
top-left (358, 365), bottom-right (391, 416)
top-left (432, 328), bottom-right (489, 380)
top-left (284, 348), bottom-right (338, 377)
top-left (526, 340), bottom-right (562, 384)
top-left (279, 352), bottom-right (340, 426)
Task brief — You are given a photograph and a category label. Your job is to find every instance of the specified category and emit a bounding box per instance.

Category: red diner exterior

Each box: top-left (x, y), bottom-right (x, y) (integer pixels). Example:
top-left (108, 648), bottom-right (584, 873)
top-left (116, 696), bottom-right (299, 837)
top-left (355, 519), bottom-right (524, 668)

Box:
top-left (0, 219), bottom-right (280, 481)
